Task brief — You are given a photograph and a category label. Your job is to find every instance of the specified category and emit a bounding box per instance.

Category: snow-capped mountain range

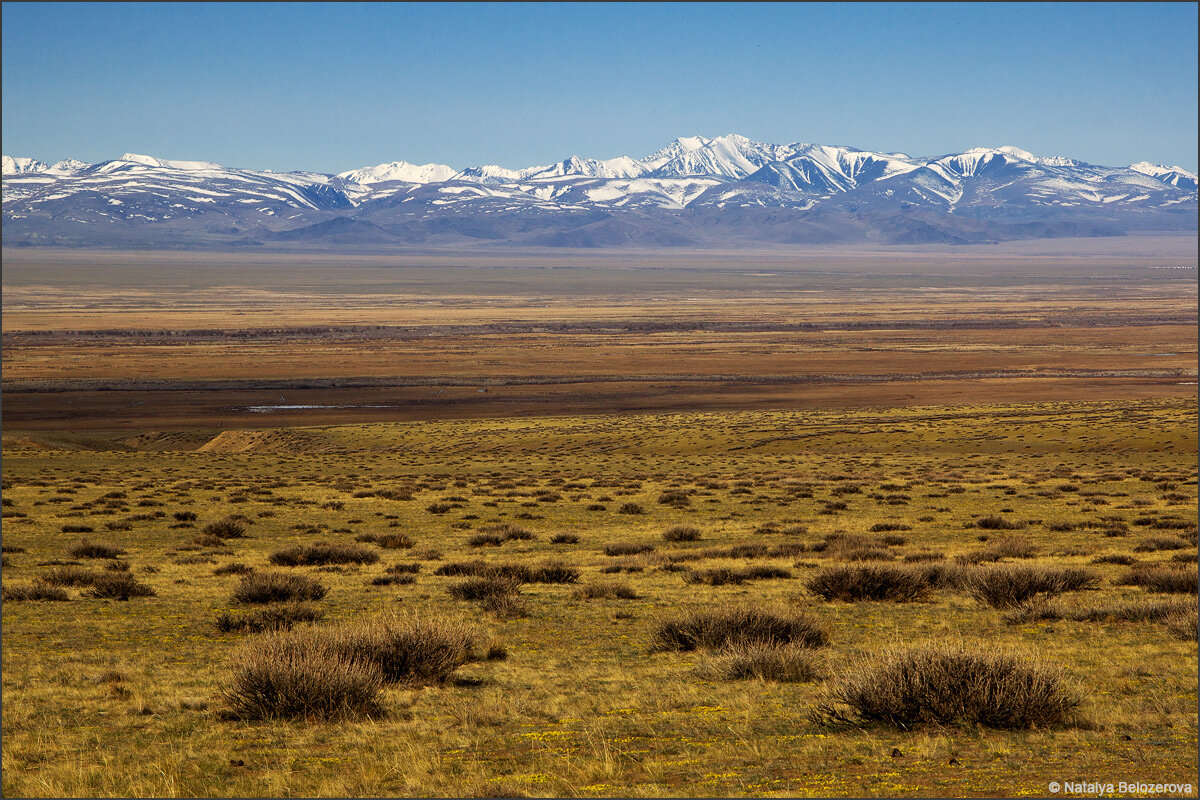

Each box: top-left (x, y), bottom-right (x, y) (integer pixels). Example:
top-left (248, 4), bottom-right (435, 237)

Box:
top-left (3, 135), bottom-right (1195, 248)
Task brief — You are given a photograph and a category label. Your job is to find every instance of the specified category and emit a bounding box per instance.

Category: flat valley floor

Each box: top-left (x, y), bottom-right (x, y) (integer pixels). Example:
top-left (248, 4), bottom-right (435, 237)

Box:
top-left (2, 240), bottom-right (1197, 797)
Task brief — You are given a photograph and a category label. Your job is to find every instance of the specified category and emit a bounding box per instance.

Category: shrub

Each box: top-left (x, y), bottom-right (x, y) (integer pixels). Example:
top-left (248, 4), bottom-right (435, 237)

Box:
top-left (448, 576), bottom-right (522, 602)
top-left (962, 565), bottom-right (1099, 609)
top-left (386, 562), bottom-right (421, 574)
top-left (956, 536), bottom-right (1039, 564)
top-left (201, 518), bottom-right (247, 539)
top-left (663, 525), bottom-right (701, 542)
top-left (38, 565), bottom-right (100, 587)
top-left (220, 634), bottom-right (383, 721)
top-left (1132, 536), bottom-right (1192, 552)
top-left (69, 541), bottom-right (126, 559)
top-left (573, 581), bottom-right (638, 600)
top-left (370, 574), bottom-right (415, 586)
top-left (550, 533), bottom-right (580, 544)
top-left (976, 516), bottom-right (1025, 531)
top-left (1090, 554), bottom-right (1137, 566)
top-left (870, 523), bottom-right (911, 533)
top-left (529, 561), bottom-right (580, 584)
top-left (3, 583), bottom-right (70, 601)
top-left (214, 563), bottom-right (255, 576)
top-left (320, 615), bottom-right (476, 684)
top-left (617, 503), bottom-right (644, 515)
top-left (604, 542), bottom-right (655, 557)
top-left (468, 533), bottom-right (504, 547)
top-left (706, 641), bottom-right (819, 683)
top-left (216, 603), bottom-right (323, 633)
top-left (816, 642), bottom-right (1079, 729)
top-left (232, 571), bottom-right (327, 604)
top-left (904, 551), bottom-right (945, 563)
top-left (657, 490), bottom-right (690, 508)
top-left (1115, 565), bottom-right (1197, 594)
top-left (173, 511), bottom-right (198, 522)
top-left (1003, 595), bottom-right (1193, 625)
top-left (806, 565), bottom-right (929, 602)
top-left (838, 547), bottom-right (895, 562)
top-left (652, 606), bottom-right (828, 652)
top-left (686, 566), bottom-right (792, 585)
top-left (376, 534), bottom-right (415, 549)
top-left (61, 525), bottom-right (95, 534)
top-left (1166, 607), bottom-right (1198, 641)
top-left (85, 573), bottom-right (156, 600)
top-left (269, 543), bottom-right (379, 567)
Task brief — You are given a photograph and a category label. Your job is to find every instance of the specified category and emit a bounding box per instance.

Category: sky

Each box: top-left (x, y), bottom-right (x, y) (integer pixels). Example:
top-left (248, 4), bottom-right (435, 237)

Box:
top-left (2, 2), bottom-right (1197, 173)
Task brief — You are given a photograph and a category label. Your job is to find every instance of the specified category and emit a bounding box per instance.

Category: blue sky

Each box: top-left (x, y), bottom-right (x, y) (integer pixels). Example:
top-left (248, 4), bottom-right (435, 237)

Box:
top-left (3, 2), bottom-right (1197, 173)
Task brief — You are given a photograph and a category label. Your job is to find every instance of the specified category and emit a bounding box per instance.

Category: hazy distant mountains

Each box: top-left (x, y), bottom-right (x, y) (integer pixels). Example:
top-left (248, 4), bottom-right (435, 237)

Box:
top-left (3, 135), bottom-right (1196, 248)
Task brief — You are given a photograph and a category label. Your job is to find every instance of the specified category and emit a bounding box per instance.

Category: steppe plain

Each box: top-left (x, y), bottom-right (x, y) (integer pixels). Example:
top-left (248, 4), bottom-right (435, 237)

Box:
top-left (2, 237), bottom-right (1197, 797)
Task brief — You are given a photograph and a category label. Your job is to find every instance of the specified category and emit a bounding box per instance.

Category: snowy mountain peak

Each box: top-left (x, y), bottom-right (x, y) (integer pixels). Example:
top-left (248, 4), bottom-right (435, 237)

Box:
top-left (1130, 161), bottom-right (1197, 180)
top-left (337, 160), bottom-right (457, 185)
top-left (2, 156), bottom-right (49, 175)
top-left (119, 153), bottom-right (226, 171)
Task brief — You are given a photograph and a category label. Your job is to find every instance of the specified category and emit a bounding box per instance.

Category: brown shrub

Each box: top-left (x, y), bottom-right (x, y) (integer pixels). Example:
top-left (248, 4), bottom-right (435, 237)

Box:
top-left (806, 565), bottom-right (929, 602)
top-left (652, 605), bottom-right (828, 652)
top-left (69, 541), bottom-right (126, 559)
top-left (663, 525), bottom-right (701, 542)
top-left (706, 641), bottom-right (819, 683)
top-left (201, 518), bottom-right (246, 539)
top-left (232, 571), bottom-right (327, 604)
top-left (216, 603), bottom-right (323, 633)
top-left (1132, 536), bottom-right (1192, 553)
top-left (550, 533), bottom-right (580, 544)
top-left (1115, 565), bottom-right (1197, 594)
top-left (85, 573), bottom-right (156, 600)
top-left (3, 583), bottom-right (70, 601)
top-left (1166, 607), bottom-right (1198, 641)
top-left (38, 565), bottom-right (100, 587)
top-left (976, 516), bottom-right (1026, 531)
top-left (816, 642), bottom-right (1080, 729)
top-left (962, 565), bottom-right (1099, 608)
top-left (269, 543), bottom-right (379, 567)
top-left (604, 542), bottom-right (655, 557)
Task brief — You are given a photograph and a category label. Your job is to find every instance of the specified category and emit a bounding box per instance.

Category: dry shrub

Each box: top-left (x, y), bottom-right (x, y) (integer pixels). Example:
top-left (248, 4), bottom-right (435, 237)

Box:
top-left (448, 575), bottom-right (522, 602)
top-left (269, 542), bottom-right (379, 567)
top-left (617, 502), bottom-right (644, 515)
top-left (386, 562), bottom-right (421, 574)
top-left (550, 533), bottom-right (580, 544)
top-left (201, 517), bottom-right (246, 539)
top-left (232, 571), bottom-right (327, 604)
top-left (976, 516), bottom-right (1026, 531)
top-left (319, 614), bottom-right (477, 684)
top-left (370, 574), bottom-right (415, 586)
top-left (817, 642), bottom-right (1079, 729)
top-left (529, 561), bottom-right (579, 584)
top-left (706, 641), bottom-right (819, 683)
top-left (869, 523), bottom-right (911, 533)
top-left (85, 573), bottom-right (156, 600)
top-left (1090, 554), bottom-right (1137, 566)
top-left (657, 490), bottom-right (690, 508)
top-left (904, 551), bottom-right (945, 563)
top-left (572, 581), bottom-right (638, 600)
top-left (663, 525), bottom-right (701, 542)
top-left (39, 565), bottom-right (100, 587)
top-left (686, 566), bottom-right (792, 585)
top-left (214, 563), bottom-right (254, 576)
top-left (1003, 595), bottom-right (1192, 624)
top-left (806, 565), bottom-right (929, 602)
top-left (652, 605), bottom-right (828, 652)
top-left (468, 533), bottom-right (504, 547)
top-left (1115, 564), bottom-right (1198, 594)
top-left (1166, 607), bottom-right (1198, 641)
top-left (3, 583), bottom-right (70, 601)
top-left (1133, 536), bottom-right (1192, 552)
top-left (69, 541), bottom-right (126, 559)
top-left (477, 523), bottom-right (535, 542)
top-left (221, 634), bottom-right (383, 721)
top-left (216, 603), bottom-right (323, 633)
top-left (963, 565), bottom-right (1099, 608)
top-left (604, 542), bottom-right (655, 557)
top-left (956, 536), bottom-right (1039, 564)
top-left (838, 547), bottom-right (895, 562)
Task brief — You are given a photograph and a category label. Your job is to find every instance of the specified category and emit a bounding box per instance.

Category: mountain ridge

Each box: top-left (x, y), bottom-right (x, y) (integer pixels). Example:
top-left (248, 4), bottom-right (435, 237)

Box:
top-left (4, 135), bottom-right (1195, 249)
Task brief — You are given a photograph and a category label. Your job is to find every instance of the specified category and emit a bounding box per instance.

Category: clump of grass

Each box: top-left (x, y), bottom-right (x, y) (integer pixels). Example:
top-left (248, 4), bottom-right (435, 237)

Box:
top-left (686, 566), bottom-right (792, 585)
top-left (370, 574), bottom-right (415, 586)
top-left (816, 642), bottom-right (1080, 729)
top-left (529, 561), bottom-right (579, 584)
top-left (269, 542), bottom-right (379, 567)
top-left (976, 516), bottom-right (1026, 531)
top-left (448, 575), bottom-right (522, 602)
top-left (386, 562), bottom-right (420, 574)
top-left (1133, 535), bottom-right (1192, 552)
top-left (1003, 595), bottom-right (1193, 625)
top-left (232, 571), bottom-right (327, 604)
top-left (214, 563), bottom-right (254, 576)
top-left (870, 523), bottom-right (911, 533)
top-left (963, 564), bottom-right (1099, 608)
top-left (216, 603), bottom-right (323, 633)
top-left (573, 581), bottom-right (639, 600)
top-left (201, 517), bottom-right (246, 539)
top-left (468, 533), bottom-right (503, 547)
top-left (85, 573), bottom-right (156, 600)
top-left (38, 565), bottom-right (100, 587)
top-left (838, 547), bottom-right (895, 562)
top-left (657, 490), bottom-right (690, 508)
top-left (663, 525), bottom-right (701, 542)
top-left (652, 605), bottom-right (828, 652)
top-left (1115, 565), bottom-right (1197, 594)
top-left (220, 635), bottom-right (384, 721)
top-left (617, 502), bottom-right (644, 515)
top-left (1166, 607), bottom-right (1198, 641)
top-left (956, 536), bottom-right (1039, 564)
top-left (550, 533), bottom-right (580, 544)
top-left (376, 533), bottom-right (415, 549)
top-left (604, 542), bottom-right (655, 557)
top-left (61, 524), bottom-right (95, 534)
top-left (3, 583), bottom-right (70, 601)
top-left (806, 565), bottom-right (929, 602)
top-left (69, 540), bottom-right (126, 559)
top-left (1091, 554), bottom-right (1137, 566)
top-left (705, 641), bottom-right (819, 683)
top-left (904, 551), bottom-right (945, 563)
